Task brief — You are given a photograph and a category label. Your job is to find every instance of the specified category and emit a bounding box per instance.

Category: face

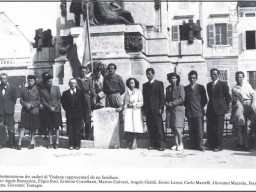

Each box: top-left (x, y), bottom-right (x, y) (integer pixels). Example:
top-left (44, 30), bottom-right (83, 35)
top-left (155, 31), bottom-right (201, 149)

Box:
top-left (146, 71), bottom-right (154, 81)
top-left (69, 79), bottom-right (77, 89)
top-left (129, 79), bottom-right (135, 89)
top-left (169, 76), bottom-right (177, 85)
top-left (108, 65), bottom-right (116, 75)
top-left (188, 74), bottom-right (197, 85)
top-left (81, 68), bottom-right (89, 78)
top-left (0, 75), bottom-right (7, 86)
top-left (94, 71), bottom-right (101, 79)
top-left (210, 70), bottom-right (219, 81)
top-left (46, 79), bottom-right (53, 87)
top-left (27, 78), bottom-right (35, 87)
top-left (235, 73), bottom-right (244, 84)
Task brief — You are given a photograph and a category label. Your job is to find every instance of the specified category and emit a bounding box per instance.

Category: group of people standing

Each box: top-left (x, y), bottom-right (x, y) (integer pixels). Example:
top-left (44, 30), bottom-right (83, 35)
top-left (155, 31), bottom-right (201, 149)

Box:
top-left (0, 62), bottom-right (255, 152)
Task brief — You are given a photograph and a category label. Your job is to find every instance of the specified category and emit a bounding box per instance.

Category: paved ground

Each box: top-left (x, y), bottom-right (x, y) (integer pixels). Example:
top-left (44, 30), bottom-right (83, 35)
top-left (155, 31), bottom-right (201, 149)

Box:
top-left (1, 136), bottom-right (256, 169)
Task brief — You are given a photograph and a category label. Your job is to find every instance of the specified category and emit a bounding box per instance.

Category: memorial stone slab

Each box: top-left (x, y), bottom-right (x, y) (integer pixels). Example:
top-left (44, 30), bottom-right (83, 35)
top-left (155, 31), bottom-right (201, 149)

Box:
top-left (93, 108), bottom-right (120, 149)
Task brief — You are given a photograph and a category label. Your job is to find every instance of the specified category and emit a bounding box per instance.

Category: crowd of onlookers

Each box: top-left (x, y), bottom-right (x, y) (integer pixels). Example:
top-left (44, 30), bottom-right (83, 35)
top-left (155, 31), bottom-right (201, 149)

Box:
top-left (0, 61), bottom-right (255, 151)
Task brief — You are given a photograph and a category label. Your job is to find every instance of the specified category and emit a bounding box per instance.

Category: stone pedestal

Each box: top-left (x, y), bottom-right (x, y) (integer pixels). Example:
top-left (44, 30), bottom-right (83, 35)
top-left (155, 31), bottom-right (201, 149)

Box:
top-left (180, 40), bottom-right (203, 56)
top-left (93, 108), bottom-right (120, 149)
top-left (53, 57), bottom-right (65, 85)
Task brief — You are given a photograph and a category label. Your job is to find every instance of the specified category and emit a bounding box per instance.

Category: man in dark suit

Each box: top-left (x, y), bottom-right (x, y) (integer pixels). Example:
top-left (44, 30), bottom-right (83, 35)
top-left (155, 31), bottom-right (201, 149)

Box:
top-left (184, 70), bottom-right (208, 151)
top-left (62, 78), bottom-right (85, 150)
top-left (206, 68), bottom-right (231, 152)
top-left (142, 68), bottom-right (165, 151)
top-left (0, 73), bottom-right (17, 148)
top-left (76, 65), bottom-right (96, 140)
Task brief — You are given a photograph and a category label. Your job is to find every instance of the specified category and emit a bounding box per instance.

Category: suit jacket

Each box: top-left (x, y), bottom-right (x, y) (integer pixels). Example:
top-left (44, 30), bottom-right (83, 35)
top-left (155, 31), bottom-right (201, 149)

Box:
top-left (206, 80), bottom-right (231, 115)
top-left (142, 80), bottom-right (165, 115)
top-left (76, 77), bottom-right (96, 109)
top-left (61, 88), bottom-right (85, 119)
top-left (184, 84), bottom-right (208, 118)
top-left (20, 86), bottom-right (41, 115)
top-left (41, 86), bottom-right (61, 113)
top-left (0, 84), bottom-right (17, 115)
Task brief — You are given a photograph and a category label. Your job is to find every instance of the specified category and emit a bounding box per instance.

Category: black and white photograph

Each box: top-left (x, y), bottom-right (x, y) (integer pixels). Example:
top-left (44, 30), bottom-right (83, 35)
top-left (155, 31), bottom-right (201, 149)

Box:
top-left (0, 0), bottom-right (256, 191)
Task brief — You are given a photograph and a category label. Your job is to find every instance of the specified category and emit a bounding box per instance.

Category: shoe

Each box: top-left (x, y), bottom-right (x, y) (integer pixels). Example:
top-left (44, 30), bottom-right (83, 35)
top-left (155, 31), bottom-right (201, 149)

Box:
top-left (47, 144), bottom-right (53, 149)
top-left (10, 146), bottom-right (16, 149)
top-left (171, 145), bottom-right (177, 150)
top-left (54, 144), bottom-right (59, 149)
top-left (75, 146), bottom-right (80, 150)
top-left (158, 147), bottom-right (165, 151)
top-left (28, 144), bottom-right (35, 149)
top-left (213, 148), bottom-right (222, 152)
top-left (0, 145), bottom-right (3, 149)
top-left (176, 145), bottom-right (184, 151)
top-left (130, 147), bottom-right (136, 150)
top-left (16, 145), bottom-right (21, 150)
top-left (69, 146), bottom-right (74, 150)
top-left (147, 146), bottom-right (154, 150)
top-left (198, 147), bottom-right (205, 152)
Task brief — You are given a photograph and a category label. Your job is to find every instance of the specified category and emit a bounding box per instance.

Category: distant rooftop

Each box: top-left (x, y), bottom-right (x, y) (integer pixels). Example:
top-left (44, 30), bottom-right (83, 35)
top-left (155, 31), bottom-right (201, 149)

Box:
top-left (238, 1), bottom-right (256, 7)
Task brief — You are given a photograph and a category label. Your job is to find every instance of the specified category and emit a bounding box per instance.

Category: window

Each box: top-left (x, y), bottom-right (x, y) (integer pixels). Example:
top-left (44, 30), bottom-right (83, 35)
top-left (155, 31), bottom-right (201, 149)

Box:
top-left (246, 31), bottom-right (256, 49)
top-left (207, 23), bottom-right (233, 46)
top-left (248, 71), bottom-right (256, 89)
top-left (245, 13), bottom-right (256, 17)
top-left (219, 70), bottom-right (228, 83)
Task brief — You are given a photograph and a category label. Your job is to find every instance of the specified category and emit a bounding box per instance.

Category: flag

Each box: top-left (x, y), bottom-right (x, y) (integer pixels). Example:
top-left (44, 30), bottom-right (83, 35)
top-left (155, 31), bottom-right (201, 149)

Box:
top-left (76, 17), bottom-right (91, 66)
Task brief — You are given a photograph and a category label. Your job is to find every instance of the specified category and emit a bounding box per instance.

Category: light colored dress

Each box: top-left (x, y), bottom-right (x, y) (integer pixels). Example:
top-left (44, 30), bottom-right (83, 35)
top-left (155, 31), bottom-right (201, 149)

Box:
top-left (123, 88), bottom-right (144, 133)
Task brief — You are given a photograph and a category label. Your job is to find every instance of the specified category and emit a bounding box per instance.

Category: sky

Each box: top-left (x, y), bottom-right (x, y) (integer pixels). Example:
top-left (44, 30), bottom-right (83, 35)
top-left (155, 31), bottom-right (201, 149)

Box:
top-left (0, 2), bottom-right (60, 42)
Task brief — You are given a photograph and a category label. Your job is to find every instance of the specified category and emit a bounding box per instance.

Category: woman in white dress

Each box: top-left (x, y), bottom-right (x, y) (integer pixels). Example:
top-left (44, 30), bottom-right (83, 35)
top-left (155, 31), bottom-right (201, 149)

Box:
top-left (118, 78), bottom-right (144, 149)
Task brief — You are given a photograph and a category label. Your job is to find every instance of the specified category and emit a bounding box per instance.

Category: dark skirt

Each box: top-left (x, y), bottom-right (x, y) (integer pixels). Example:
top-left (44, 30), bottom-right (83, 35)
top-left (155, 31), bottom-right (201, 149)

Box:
top-left (20, 112), bottom-right (40, 132)
top-left (45, 112), bottom-right (63, 131)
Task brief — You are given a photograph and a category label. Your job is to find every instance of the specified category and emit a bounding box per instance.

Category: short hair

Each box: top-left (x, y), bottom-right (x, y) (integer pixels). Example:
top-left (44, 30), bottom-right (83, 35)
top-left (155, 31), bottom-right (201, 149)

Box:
top-left (167, 72), bottom-right (180, 86)
top-left (146, 68), bottom-right (155, 75)
top-left (0, 73), bottom-right (8, 78)
top-left (27, 75), bottom-right (36, 82)
top-left (44, 74), bottom-right (53, 81)
top-left (108, 63), bottom-right (117, 70)
top-left (69, 78), bottom-right (77, 83)
top-left (41, 72), bottom-right (49, 79)
top-left (210, 68), bottom-right (220, 74)
top-left (126, 77), bottom-right (139, 89)
top-left (235, 71), bottom-right (245, 77)
top-left (80, 65), bottom-right (89, 71)
top-left (188, 70), bottom-right (198, 79)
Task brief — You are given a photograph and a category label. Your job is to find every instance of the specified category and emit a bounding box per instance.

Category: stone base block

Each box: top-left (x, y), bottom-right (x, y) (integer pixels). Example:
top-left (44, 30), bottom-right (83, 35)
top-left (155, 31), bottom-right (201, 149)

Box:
top-left (93, 108), bottom-right (120, 149)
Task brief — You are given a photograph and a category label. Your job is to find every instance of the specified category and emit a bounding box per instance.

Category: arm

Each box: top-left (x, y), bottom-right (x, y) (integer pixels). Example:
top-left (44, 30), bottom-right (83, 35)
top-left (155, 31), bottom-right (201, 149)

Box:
top-left (223, 82), bottom-right (232, 108)
top-left (201, 85), bottom-right (208, 108)
top-left (11, 87), bottom-right (17, 104)
top-left (89, 79), bottom-right (96, 103)
top-left (172, 85), bottom-right (185, 106)
top-left (119, 76), bottom-right (125, 95)
top-left (20, 89), bottom-right (27, 107)
top-left (41, 90), bottom-right (53, 110)
top-left (159, 81), bottom-right (165, 112)
top-left (133, 90), bottom-right (143, 109)
top-left (29, 90), bottom-right (41, 108)
top-left (55, 86), bottom-right (61, 107)
top-left (61, 92), bottom-right (68, 111)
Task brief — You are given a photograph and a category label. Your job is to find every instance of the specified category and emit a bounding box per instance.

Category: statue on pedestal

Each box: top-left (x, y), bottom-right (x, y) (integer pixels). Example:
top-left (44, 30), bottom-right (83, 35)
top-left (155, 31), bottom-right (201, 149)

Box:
top-left (70, 0), bottom-right (135, 26)
top-left (180, 19), bottom-right (202, 44)
top-left (33, 29), bottom-right (53, 51)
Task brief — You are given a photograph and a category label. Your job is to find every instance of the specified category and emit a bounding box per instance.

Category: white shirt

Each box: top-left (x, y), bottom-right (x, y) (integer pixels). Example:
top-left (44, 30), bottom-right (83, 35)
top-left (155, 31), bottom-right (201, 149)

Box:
top-left (232, 83), bottom-right (255, 101)
top-left (1, 85), bottom-right (6, 96)
top-left (149, 79), bottom-right (155, 84)
top-left (212, 79), bottom-right (219, 86)
top-left (70, 88), bottom-right (77, 95)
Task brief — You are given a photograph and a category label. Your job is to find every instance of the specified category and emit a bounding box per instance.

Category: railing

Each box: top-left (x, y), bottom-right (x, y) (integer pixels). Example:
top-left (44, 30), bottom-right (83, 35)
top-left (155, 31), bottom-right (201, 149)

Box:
top-left (0, 57), bottom-right (32, 66)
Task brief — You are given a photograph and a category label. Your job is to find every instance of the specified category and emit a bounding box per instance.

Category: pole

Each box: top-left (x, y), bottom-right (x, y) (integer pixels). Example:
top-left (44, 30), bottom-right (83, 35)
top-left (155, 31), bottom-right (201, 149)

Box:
top-left (85, 1), bottom-right (93, 74)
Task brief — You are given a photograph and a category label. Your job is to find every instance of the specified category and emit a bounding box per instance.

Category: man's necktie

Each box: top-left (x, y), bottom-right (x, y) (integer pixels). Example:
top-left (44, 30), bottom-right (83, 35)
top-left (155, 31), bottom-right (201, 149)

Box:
top-left (212, 81), bottom-right (215, 92)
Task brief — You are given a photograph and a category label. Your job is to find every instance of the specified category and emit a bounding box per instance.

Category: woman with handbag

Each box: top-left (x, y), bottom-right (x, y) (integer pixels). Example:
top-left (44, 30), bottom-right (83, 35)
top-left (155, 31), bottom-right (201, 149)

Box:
top-left (165, 73), bottom-right (185, 151)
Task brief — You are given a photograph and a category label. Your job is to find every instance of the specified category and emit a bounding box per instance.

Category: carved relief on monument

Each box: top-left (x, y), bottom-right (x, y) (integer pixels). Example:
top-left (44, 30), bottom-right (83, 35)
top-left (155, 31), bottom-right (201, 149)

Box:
top-left (69, 0), bottom-right (135, 26)
top-left (179, 19), bottom-right (202, 44)
top-left (59, 35), bottom-right (73, 55)
top-left (125, 33), bottom-right (143, 52)
top-left (33, 28), bottom-right (53, 51)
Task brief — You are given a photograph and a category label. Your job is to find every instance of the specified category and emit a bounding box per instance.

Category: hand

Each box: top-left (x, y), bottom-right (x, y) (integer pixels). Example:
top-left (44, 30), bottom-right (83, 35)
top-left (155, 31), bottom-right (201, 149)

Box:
top-left (127, 104), bottom-right (133, 108)
top-left (93, 99), bottom-right (96, 105)
top-left (158, 109), bottom-right (163, 115)
top-left (25, 103), bottom-right (31, 110)
top-left (116, 107), bottom-right (122, 112)
top-left (50, 107), bottom-right (56, 112)
top-left (39, 104), bottom-right (43, 109)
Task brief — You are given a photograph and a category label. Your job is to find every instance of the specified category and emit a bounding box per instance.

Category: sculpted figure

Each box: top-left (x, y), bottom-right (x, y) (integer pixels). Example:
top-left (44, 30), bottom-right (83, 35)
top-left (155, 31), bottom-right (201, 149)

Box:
top-left (70, 1), bottom-right (134, 26)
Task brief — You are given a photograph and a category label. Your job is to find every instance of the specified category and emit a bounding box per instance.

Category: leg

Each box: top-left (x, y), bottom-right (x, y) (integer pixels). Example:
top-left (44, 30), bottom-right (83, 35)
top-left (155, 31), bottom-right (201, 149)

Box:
top-left (146, 114), bottom-right (157, 148)
top-left (172, 127), bottom-right (179, 148)
top-left (28, 131), bottom-right (35, 149)
top-left (132, 133), bottom-right (137, 149)
top-left (176, 127), bottom-right (184, 149)
top-left (5, 114), bottom-right (15, 148)
top-left (206, 113), bottom-right (217, 149)
top-left (67, 119), bottom-right (74, 148)
top-left (48, 130), bottom-right (53, 148)
top-left (153, 114), bottom-right (166, 149)
top-left (17, 128), bottom-right (24, 150)
top-left (216, 115), bottom-right (224, 149)
top-left (195, 117), bottom-right (204, 149)
top-left (188, 118), bottom-right (196, 149)
top-left (126, 132), bottom-right (132, 148)
top-left (74, 118), bottom-right (82, 149)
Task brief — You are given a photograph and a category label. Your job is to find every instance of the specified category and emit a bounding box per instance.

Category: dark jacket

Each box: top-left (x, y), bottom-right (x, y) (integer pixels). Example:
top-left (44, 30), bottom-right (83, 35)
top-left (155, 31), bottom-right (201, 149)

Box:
top-left (184, 84), bottom-right (208, 118)
top-left (41, 86), bottom-right (62, 113)
top-left (206, 80), bottom-right (231, 115)
top-left (20, 85), bottom-right (41, 115)
top-left (142, 80), bottom-right (165, 115)
top-left (0, 84), bottom-right (17, 115)
top-left (103, 74), bottom-right (125, 95)
top-left (61, 88), bottom-right (85, 119)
